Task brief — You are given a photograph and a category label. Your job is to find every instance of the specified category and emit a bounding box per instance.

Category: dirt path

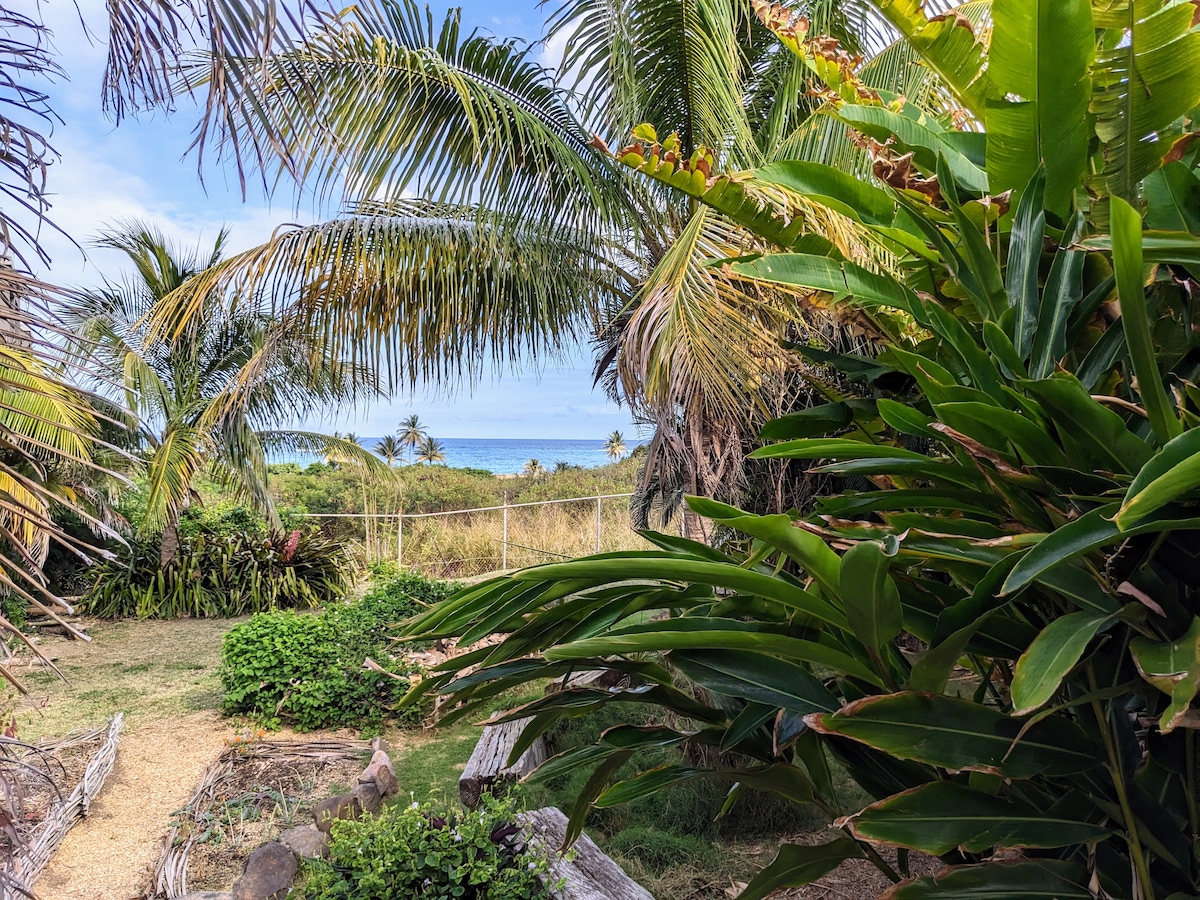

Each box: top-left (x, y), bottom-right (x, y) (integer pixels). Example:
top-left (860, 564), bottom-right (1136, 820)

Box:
top-left (10, 619), bottom-right (241, 899)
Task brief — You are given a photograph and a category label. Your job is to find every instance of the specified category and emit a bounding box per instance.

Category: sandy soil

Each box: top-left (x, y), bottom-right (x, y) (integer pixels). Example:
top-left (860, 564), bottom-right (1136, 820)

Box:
top-left (36, 711), bottom-right (234, 900)
top-left (6, 619), bottom-right (241, 899)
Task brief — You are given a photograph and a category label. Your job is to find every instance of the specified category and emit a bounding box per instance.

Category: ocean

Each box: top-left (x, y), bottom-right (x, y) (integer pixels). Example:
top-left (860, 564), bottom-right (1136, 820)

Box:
top-left (273, 437), bottom-right (628, 475)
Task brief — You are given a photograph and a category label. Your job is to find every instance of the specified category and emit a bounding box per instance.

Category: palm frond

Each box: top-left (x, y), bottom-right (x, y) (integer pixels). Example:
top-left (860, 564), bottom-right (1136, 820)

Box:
top-left (151, 202), bottom-right (626, 391)
top-left (549, 0), bottom-right (760, 164)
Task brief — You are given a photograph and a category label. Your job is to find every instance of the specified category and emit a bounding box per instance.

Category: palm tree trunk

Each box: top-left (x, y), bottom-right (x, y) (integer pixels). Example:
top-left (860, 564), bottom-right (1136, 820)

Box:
top-left (160, 515), bottom-right (182, 566)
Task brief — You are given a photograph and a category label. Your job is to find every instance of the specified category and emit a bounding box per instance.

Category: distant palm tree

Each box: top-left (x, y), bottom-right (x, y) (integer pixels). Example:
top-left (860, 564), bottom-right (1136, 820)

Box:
top-left (604, 431), bottom-right (628, 461)
top-left (374, 435), bottom-right (403, 466)
top-left (399, 415), bottom-right (428, 464)
top-left (415, 436), bottom-right (446, 465)
top-left (524, 459), bottom-right (547, 477)
top-left (553, 460), bottom-right (571, 474)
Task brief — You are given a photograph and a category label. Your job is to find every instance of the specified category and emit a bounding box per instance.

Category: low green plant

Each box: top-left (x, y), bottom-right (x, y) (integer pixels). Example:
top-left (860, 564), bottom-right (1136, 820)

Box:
top-left (605, 827), bottom-right (707, 875)
top-left (219, 573), bottom-right (456, 730)
top-left (83, 528), bottom-right (349, 618)
top-left (297, 793), bottom-right (554, 900)
top-left (361, 566), bottom-right (461, 620)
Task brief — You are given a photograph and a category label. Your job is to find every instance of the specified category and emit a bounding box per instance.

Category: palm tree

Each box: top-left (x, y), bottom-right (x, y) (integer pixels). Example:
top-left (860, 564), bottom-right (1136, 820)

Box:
top-left (89, 0), bottom-right (922, 520)
top-left (603, 431), bottom-right (628, 461)
top-left (553, 461), bottom-right (572, 474)
top-left (374, 435), bottom-right (403, 466)
top-left (66, 221), bottom-right (383, 563)
top-left (523, 459), bottom-right (546, 477)
top-left (397, 415), bottom-right (428, 465)
top-left (414, 436), bottom-right (446, 465)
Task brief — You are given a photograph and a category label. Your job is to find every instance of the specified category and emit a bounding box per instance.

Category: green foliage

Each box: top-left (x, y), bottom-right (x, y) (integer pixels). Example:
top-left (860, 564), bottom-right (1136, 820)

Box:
top-left (219, 573), bottom-right (456, 730)
top-left (604, 827), bottom-right (706, 875)
top-left (297, 793), bottom-right (553, 900)
top-left (404, 9), bottom-right (1200, 894)
top-left (361, 565), bottom-right (461, 619)
top-left (84, 529), bottom-right (349, 619)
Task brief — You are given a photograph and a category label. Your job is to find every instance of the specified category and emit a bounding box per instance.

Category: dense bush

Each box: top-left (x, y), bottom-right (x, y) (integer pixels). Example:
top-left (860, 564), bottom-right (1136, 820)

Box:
top-left (220, 572), bottom-right (453, 730)
top-left (298, 794), bottom-right (553, 900)
top-left (83, 528), bottom-right (350, 618)
top-left (361, 565), bottom-right (461, 620)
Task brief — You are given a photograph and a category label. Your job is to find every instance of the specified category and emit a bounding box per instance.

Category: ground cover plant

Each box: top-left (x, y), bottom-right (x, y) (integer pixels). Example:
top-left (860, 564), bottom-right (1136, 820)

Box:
top-left (220, 572), bottom-right (451, 731)
top-left (397, 3), bottom-right (1200, 897)
top-left (83, 527), bottom-right (350, 618)
top-left (297, 793), bottom-right (554, 900)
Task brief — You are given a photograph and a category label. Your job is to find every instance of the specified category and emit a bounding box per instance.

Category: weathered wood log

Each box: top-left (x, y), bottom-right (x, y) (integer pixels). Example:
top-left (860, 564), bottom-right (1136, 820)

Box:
top-left (516, 807), bottom-right (654, 900)
top-left (459, 717), bottom-right (548, 810)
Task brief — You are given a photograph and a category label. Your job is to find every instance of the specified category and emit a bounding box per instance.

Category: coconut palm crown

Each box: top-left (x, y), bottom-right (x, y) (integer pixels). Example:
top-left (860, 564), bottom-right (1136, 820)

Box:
top-left (66, 221), bottom-right (383, 560)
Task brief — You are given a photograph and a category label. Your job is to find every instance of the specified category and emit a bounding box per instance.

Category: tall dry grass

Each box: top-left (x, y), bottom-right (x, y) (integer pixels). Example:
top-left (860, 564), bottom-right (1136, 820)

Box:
top-left (372, 497), bottom-right (651, 578)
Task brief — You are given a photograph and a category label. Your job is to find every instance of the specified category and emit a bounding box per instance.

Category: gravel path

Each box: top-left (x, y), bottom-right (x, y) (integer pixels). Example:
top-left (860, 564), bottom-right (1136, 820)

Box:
top-left (6, 618), bottom-right (240, 899)
top-left (37, 711), bottom-right (235, 900)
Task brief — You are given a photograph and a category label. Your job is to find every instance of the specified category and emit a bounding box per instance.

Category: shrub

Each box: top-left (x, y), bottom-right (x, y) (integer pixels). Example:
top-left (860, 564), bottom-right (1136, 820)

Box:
top-left (83, 529), bottom-right (349, 618)
top-left (297, 794), bottom-right (553, 900)
top-left (218, 572), bottom-right (456, 730)
top-left (361, 566), bottom-right (461, 620)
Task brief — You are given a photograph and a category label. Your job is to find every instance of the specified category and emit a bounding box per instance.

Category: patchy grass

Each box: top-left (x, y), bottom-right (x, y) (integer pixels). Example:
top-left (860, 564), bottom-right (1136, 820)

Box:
top-left (8, 617), bottom-right (237, 741)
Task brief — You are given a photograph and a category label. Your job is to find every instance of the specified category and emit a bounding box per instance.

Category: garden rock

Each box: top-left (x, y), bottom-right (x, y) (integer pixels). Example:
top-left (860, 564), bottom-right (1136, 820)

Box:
top-left (352, 781), bottom-right (382, 814)
top-left (313, 793), bottom-right (362, 833)
top-left (278, 824), bottom-right (329, 859)
top-left (359, 748), bottom-right (398, 796)
top-left (232, 842), bottom-right (296, 900)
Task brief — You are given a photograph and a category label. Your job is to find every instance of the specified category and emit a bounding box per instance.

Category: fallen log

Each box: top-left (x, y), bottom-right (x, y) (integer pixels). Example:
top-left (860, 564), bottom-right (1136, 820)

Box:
top-left (516, 807), bottom-right (654, 900)
top-left (459, 717), bottom-right (548, 810)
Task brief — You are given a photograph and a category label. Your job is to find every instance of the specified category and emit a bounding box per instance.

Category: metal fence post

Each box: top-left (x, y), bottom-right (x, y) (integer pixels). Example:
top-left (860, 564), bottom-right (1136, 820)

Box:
top-left (396, 513), bottom-right (403, 569)
top-left (595, 496), bottom-right (602, 553)
top-left (502, 492), bottom-right (509, 570)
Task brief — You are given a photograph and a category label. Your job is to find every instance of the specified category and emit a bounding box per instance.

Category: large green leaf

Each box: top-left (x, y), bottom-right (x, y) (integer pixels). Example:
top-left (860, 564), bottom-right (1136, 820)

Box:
top-left (846, 782), bottom-right (1110, 854)
top-left (1144, 162), bottom-right (1200, 233)
top-left (807, 692), bottom-right (1099, 777)
top-left (869, 0), bottom-right (996, 118)
top-left (685, 497), bottom-right (841, 595)
top-left (839, 540), bottom-right (903, 652)
top-left (1007, 167), bottom-right (1047, 357)
top-left (1116, 423), bottom-right (1200, 530)
top-left (986, 0), bottom-right (1093, 213)
top-left (732, 254), bottom-right (920, 314)
top-left (885, 860), bottom-right (1094, 898)
top-left (1090, 0), bottom-right (1200, 202)
top-left (547, 619), bottom-right (883, 687)
top-left (512, 557), bottom-right (845, 628)
top-left (736, 838), bottom-right (862, 900)
top-left (1130, 617), bottom-right (1200, 732)
top-left (1010, 611), bottom-right (1115, 715)
top-left (1110, 195), bottom-right (1181, 443)
top-left (1028, 213), bottom-right (1086, 380)
top-left (1001, 505), bottom-right (1119, 595)
top-left (1023, 376), bottom-right (1153, 475)
top-left (669, 649), bottom-right (839, 714)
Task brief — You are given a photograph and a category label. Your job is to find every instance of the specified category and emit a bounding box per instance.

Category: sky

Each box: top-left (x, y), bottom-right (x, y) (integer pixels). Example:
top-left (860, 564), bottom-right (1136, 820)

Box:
top-left (23, 0), bottom-right (641, 442)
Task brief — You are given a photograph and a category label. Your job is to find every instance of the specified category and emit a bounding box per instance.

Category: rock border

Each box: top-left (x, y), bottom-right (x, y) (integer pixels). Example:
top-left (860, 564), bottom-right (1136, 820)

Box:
top-left (153, 737), bottom-right (381, 899)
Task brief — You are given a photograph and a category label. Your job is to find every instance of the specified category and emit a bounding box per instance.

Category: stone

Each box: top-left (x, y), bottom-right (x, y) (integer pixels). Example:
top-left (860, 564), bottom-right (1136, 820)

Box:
top-left (313, 793), bottom-right (362, 833)
top-left (232, 842), bottom-right (296, 900)
top-left (352, 781), bottom-right (382, 814)
top-left (359, 748), bottom-right (398, 796)
top-left (278, 824), bottom-right (329, 859)
top-left (372, 757), bottom-right (398, 797)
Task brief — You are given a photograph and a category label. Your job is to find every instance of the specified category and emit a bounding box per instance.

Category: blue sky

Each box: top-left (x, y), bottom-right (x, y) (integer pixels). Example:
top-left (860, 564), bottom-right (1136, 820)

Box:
top-left (30, 0), bottom-right (640, 441)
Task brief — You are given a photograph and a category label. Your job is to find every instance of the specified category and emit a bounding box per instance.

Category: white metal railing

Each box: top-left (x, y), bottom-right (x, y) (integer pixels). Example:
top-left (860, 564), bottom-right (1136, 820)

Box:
top-left (293, 493), bottom-right (634, 572)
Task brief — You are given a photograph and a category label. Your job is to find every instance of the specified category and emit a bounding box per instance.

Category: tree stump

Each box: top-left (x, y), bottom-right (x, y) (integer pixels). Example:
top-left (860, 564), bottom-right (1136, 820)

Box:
top-left (459, 717), bottom-right (548, 810)
top-left (516, 807), bottom-right (654, 900)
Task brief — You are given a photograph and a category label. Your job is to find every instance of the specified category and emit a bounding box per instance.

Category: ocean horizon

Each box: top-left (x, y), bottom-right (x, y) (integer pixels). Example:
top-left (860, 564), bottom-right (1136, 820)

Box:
top-left (273, 437), bottom-right (634, 475)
